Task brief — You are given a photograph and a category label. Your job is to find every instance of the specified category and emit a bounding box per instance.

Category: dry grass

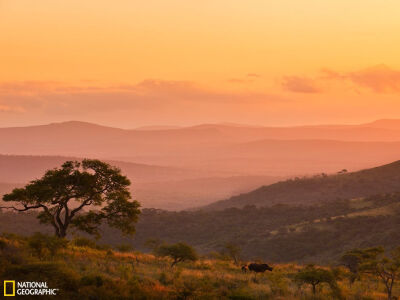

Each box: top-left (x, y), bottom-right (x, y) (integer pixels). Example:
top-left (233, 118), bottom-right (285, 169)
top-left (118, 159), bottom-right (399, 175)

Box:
top-left (1, 236), bottom-right (399, 299)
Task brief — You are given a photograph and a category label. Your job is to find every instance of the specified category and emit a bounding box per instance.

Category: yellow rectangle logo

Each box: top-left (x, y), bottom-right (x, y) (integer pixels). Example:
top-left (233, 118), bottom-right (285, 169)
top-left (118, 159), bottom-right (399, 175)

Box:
top-left (4, 280), bottom-right (15, 297)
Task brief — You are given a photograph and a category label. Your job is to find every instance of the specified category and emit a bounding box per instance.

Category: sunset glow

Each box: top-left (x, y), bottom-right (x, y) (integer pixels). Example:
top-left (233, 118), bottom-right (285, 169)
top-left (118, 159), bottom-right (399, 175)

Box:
top-left (1, 0), bottom-right (400, 127)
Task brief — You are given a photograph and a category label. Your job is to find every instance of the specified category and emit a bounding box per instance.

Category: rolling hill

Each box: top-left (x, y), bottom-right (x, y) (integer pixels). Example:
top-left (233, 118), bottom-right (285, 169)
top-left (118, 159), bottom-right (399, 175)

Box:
top-left (2, 160), bottom-right (400, 264)
top-left (129, 193), bottom-right (400, 263)
top-left (3, 120), bottom-right (400, 209)
top-left (3, 190), bottom-right (399, 263)
top-left (204, 160), bottom-right (400, 210)
top-left (0, 154), bottom-right (208, 184)
top-left (2, 120), bottom-right (400, 176)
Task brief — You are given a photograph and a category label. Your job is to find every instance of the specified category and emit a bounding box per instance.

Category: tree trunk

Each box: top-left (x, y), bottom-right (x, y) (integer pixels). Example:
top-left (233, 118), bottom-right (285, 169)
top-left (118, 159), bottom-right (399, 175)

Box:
top-left (312, 283), bottom-right (316, 295)
top-left (55, 228), bottom-right (67, 238)
top-left (171, 259), bottom-right (178, 267)
top-left (59, 228), bottom-right (67, 238)
top-left (54, 223), bottom-right (67, 238)
top-left (385, 278), bottom-right (394, 300)
top-left (387, 286), bottom-right (392, 300)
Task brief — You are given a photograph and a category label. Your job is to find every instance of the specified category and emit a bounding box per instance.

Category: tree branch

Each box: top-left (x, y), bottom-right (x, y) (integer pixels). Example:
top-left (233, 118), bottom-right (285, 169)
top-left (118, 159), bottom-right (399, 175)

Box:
top-left (70, 199), bottom-right (94, 218)
top-left (55, 204), bottom-right (65, 232)
top-left (0, 204), bottom-right (45, 212)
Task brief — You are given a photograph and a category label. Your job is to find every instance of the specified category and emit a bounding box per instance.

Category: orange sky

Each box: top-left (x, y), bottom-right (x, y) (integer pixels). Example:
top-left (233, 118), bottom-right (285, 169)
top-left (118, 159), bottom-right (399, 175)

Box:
top-left (1, 0), bottom-right (400, 127)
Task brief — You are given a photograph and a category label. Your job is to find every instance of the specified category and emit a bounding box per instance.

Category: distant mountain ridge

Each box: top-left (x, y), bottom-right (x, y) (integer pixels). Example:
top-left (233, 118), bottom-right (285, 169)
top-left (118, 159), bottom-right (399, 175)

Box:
top-left (0, 154), bottom-right (281, 210)
top-left (0, 154), bottom-right (205, 184)
top-left (361, 119), bottom-right (400, 130)
top-left (2, 119), bottom-right (400, 177)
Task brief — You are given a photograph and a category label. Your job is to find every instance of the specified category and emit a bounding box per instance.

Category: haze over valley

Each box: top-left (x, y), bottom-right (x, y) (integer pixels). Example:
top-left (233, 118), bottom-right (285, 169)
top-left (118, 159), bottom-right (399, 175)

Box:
top-left (1, 119), bottom-right (400, 210)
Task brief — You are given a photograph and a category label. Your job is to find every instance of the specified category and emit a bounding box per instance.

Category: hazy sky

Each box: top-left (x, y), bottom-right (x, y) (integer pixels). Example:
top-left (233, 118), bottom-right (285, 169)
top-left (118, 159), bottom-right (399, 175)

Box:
top-left (1, 0), bottom-right (400, 128)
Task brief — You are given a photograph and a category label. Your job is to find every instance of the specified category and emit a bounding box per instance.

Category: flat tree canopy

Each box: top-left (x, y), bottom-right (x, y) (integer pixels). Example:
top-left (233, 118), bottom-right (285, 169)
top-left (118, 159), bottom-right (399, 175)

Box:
top-left (156, 242), bottom-right (198, 267)
top-left (1, 159), bottom-right (140, 238)
top-left (294, 265), bottom-right (339, 296)
top-left (347, 246), bottom-right (400, 300)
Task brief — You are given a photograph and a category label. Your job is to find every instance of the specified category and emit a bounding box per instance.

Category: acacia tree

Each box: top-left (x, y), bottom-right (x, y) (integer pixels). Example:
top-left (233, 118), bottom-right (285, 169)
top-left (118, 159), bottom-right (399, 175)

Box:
top-left (341, 249), bottom-right (363, 286)
top-left (1, 160), bottom-right (140, 238)
top-left (221, 242), bottom-right (242, 266)
top-left (156, 242), bottom-right (198, 267)
top-left (294, 265), bottom-right (340, 297)
top-left (353, 247), bottom-right (400, 300)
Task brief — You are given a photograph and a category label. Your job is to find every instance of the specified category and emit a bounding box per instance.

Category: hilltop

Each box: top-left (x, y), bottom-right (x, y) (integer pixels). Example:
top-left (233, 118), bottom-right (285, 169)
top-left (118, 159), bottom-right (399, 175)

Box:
top-left (2, 120), bottom-right (400, 176)
top-left (204, 160), bottom-right (400, 210)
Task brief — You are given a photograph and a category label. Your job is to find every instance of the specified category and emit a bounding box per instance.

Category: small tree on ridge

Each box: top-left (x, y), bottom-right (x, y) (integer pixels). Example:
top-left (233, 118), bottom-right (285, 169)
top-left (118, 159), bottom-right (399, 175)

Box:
top-left (156, 242), bottom-right (198, 267)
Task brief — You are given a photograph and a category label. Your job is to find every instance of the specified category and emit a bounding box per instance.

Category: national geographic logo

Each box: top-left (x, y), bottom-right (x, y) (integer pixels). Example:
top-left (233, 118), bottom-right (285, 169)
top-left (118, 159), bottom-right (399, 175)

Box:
top-left (3, 281), bottom-right (15, 297)
top-left (3, 281), bottom-right (58, 297)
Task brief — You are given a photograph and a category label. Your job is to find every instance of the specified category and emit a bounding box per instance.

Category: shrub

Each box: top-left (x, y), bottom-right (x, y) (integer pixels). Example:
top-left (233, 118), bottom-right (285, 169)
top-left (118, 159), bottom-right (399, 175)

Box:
top-left (28, 232), bottom-right (68, 258)
top-left (5, 262), bottom-right (79, 298)
top-left (0, 239), bottom-right (7, 251)
top-left (96, 244), bottom-right (112, 251)
top-left (72, 237), bottom-right (111, 251)
top-left (1, 232), bottom-right (24, 242)
top-left (172, 277), bottom-right (200, 299)
top-left (267, 271), bottom-right (289, 296)
top-left (0, 243), bottom-right (27, 274)
top-left (116, 243), bottom-right (133, 253)
top-left (72, 237), bottom-right (98, 249)
top-left (228, 290), bottom-right (256, 300)
top-left (81, 274), bottom-right (104, 287)
top-left (158, 272), bottom-right (169, 285)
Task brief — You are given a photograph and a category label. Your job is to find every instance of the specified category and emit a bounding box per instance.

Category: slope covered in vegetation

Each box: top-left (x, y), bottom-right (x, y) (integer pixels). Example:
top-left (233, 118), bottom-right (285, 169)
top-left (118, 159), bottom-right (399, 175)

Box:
top-left (0, 233), bottom-right (398, 299)
top-left (2, 193), bottom-right (400, 263)
top-left (205, 160), bottom-right (400, 210)
top-left (132, 193), bottom-right (400, 263)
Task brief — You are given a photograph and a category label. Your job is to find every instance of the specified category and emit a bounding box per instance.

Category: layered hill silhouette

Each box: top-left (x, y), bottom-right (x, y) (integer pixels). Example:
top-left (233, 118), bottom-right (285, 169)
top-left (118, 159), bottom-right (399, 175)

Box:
top-left (0, 154), bottom-right (207, 184)
top-left (0, 155), bottom-right (280, 210)
top-left (2, 119), bottom-right (400, 209)
top-left (2, 120), bottom-right (400, 176)
top-left (204, 160), bottom-right (400, 210)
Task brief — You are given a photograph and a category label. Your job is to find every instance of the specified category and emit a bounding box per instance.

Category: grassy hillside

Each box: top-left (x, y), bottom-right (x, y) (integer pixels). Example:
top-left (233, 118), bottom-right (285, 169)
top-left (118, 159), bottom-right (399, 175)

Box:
top-left (205, 160), bottom-right (400, 210)
top-left (2, 193), bottom-right (399, 264)
top-left (0, 234), bottom-right (398, 299)
top-left (129, 193), bottom-right (400, 263)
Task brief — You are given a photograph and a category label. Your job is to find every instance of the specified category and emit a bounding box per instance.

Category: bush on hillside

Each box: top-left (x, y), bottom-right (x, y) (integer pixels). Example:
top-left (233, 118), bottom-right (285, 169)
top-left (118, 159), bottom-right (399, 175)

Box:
top-left (28, 232), bottom-right (68, 258)
top-left (116, 243), bottom-right (133, 253)
top-left (0, 239), bottom-right (7, 251)
top-left (4, 262), bottom-right (79, 299)
top-left (72, 237), bottom-right (111, 251)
